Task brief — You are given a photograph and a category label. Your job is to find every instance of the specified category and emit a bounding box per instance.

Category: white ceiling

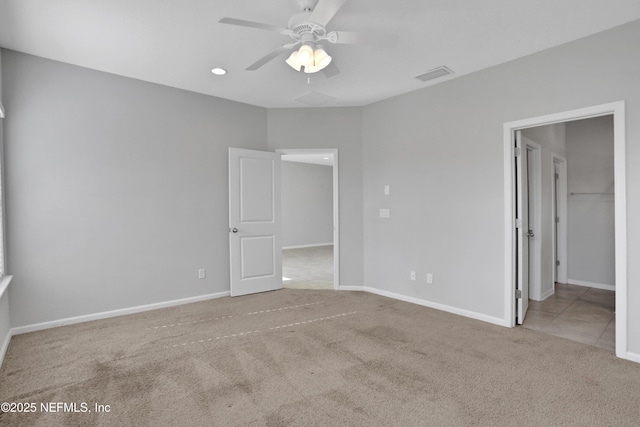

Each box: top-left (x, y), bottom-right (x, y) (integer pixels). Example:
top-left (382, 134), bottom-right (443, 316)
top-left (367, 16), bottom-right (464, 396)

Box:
top-left (1, 0), bottom-right (639, 108)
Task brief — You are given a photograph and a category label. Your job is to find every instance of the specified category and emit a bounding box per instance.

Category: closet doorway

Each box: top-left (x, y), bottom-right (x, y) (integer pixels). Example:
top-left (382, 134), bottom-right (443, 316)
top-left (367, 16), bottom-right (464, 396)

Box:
top-left (504, 102), bottom-right (627, 359)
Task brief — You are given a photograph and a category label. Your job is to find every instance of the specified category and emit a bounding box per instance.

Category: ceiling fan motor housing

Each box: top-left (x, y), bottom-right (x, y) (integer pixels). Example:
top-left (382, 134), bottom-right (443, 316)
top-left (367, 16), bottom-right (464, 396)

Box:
top-left (288, 12), bottom-right (326, 39)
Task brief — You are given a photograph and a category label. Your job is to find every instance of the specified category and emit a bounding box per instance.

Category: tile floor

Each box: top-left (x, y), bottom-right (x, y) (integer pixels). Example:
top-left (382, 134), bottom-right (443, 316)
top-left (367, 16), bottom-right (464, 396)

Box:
top-left (282, 245), bottom-right (334, 290)
top-left (522, 283), bottom-right (615, 353)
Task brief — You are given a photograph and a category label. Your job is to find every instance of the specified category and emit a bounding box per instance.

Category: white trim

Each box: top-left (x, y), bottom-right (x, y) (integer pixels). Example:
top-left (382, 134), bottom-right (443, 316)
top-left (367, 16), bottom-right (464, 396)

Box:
top-left (626, 352), bottom-right (640, 364)
top-left (283, 243), bottom-right (333, 250)
top-left (338, 285), bottom-right (365, 291)
top-left (364, 287), bottom-right (510, 327)
top-left (0, 277), bottom-right (12, 369)
top-left (0, 328), bottom-right (10, 369)
top-left (539, 287), bottom-right (555, 301)
top-left (567, 279), bottom-right (615, 292)
top-left (276, 148), bottom-right (340, 290)
top-left (11, 291), bottom-right (230, 335)
top-left (503, 101), bottom-right (627, 360)
top-left (0, 275), bottom-right (12, 300)
top-left (503, 122), bottom-right (515, 327)
top-left (552, 154), bottom-right (568, 284)
top-left (612, 105), bottom-right (627, 360)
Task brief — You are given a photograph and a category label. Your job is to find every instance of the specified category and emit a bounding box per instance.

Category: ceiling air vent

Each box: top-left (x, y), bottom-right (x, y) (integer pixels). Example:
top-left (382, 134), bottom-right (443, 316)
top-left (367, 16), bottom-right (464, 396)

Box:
top-left (415, 66), bottom-right (453, 82)
top-left (295, 91), bottom-right (336, 107)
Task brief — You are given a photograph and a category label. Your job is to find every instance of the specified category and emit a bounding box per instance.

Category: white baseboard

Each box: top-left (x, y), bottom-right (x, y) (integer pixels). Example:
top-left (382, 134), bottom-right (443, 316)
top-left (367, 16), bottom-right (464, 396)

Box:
top-left (540, 287), bottom-right (555, 301)
top-left (567, 279), bottom-right (615, 291)
top-left (363, 287), bottom-right (510, 327)
top-left (625, 352), bottom-right (640, 364)
top-left (0, 328), bottom-right (11, 369)
top-left (338, 286), bottom-right (365, 291)
top-left (283, 243), bottom-right (333, 250)
top-left (11, 291), bottom-right (230, 336)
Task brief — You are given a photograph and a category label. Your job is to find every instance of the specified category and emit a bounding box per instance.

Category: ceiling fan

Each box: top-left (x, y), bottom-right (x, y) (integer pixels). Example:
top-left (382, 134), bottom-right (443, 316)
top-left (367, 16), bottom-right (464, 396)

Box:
top-left (219, 0), bottom-right (398, 77)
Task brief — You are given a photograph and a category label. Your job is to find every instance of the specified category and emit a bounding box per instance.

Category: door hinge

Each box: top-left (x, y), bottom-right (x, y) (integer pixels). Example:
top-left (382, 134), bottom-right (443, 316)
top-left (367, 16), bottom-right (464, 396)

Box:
top-left (515, 219), bottom-right (522, 229)
top-left (556, 260), bottom-right (560, 266)
top-left (514, 147), bottom-right (522, 157)
top-left (556, 216), bottom-right (560, 223)
top-left (555, 173), bottom-right (559, 180)
top-left (515, 289), bottom-right (522, 299)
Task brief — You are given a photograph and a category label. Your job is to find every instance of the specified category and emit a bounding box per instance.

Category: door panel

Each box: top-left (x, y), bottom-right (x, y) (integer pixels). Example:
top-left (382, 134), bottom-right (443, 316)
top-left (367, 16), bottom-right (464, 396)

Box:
top-left (229, 148), bottom-right (282, 297)
top-left (240, 157), bottom-right (275, 222)
top-left (240, 236), bottom-right (275, 279)
top-left (515, 131), bottom-right (529, 324)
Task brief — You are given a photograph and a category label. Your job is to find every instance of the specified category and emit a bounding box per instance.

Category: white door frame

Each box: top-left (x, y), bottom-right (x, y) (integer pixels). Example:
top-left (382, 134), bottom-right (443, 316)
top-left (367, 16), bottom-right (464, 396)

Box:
top-left (503, 101), bottom-right (627, 359)
top-left (276, 148), bottom-right (340, 290)
top-left (552, 154), bottom-right (568, 286)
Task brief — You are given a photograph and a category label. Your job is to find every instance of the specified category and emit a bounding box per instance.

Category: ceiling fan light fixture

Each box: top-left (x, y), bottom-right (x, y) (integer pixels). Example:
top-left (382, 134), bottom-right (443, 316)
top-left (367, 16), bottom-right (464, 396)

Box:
top-left (303, 47), bottom-right (332, 74)
top-left (313, 47), bottom-right (332, 70)
top-left (303, 64), bottom-right (318, 74)
top-left (286, 51), bottom-right (303, 71)
top-left (297, 44), bottom-right (315, 66)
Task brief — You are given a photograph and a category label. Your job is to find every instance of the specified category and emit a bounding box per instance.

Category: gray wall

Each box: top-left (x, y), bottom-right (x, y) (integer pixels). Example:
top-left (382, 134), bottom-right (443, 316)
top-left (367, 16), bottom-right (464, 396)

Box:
top-left (0, 51), bottom-right (10, 360)
top-left (267, 108), bottom-right (363, 288)
top-left (282, 161), bottom-right (333, 248)
top-left (522, 123), bottom-right (566, 300)
top-left (2, 20), bottom-right (640, 357)
top-left (2, 50), bottom-right (267, 328)
top-left (0, 118), bottom-right (9, 364)
top-left (566, 116), bottom-right (615, 287)
top-left (523, 123), bottom-right (567, 158)
top-left (362, 20), bottom-right (640, 353)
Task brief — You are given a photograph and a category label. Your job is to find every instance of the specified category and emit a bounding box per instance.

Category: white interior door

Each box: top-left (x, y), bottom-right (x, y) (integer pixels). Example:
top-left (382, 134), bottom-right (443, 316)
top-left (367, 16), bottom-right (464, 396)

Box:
top-left (229, 148), bottom-right (282, 297)
top-left (515, 131), bottom-right (530, 324)
top-left (553, 161), bottom-right (559, 283)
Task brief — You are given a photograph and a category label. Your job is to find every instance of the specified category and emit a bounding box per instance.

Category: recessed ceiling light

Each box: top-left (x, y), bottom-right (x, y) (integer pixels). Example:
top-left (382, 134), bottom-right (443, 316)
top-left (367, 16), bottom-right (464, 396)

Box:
top-left (211, 67), bottom-right (227, 76)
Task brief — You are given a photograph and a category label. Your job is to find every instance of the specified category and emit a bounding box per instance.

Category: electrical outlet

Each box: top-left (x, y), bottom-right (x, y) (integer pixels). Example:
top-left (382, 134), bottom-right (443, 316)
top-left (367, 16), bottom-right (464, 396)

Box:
top-left (379, 208), bottom-right (390, 218)
top-left (410, 271), bottom-right (416, 281)
top-left (426, 273), bottom-right (433, 284)
top-left (198, 269), bottom-right (206, 279)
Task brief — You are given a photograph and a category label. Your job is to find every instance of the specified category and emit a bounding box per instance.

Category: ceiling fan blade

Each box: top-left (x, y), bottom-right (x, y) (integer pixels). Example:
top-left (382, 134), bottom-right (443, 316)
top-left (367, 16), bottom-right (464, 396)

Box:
top-left (246, 46), bottom-right (292, 71)
top-left (329, 30), bottom-right (398, 48)
top-left (309, 0), bottom-right (348, 27)
top-left (322, 61), bottom-right (340, 78)
top-left (219, 17), bottom-right (285, 33)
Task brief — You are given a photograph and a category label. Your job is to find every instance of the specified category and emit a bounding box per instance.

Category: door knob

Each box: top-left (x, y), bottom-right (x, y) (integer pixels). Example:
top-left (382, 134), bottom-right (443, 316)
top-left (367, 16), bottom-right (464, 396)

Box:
top-left (231, 228), bottom-right (238, 233)
top-left (526, 229), bottom-right (534, 238)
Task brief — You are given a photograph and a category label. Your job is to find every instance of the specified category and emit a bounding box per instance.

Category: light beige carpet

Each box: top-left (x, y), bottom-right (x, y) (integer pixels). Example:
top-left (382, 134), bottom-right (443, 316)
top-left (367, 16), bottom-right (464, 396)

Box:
top-left (1, 289), bottom-right (639, 426)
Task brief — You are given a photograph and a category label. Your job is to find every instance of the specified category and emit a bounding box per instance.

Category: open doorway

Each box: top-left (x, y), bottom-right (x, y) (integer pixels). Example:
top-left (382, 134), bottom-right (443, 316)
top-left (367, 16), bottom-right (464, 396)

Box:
top-left (517, 117), bottom-right (615, 352)
top-left (504, 102), bottom-right (627, 359)
top-left (277, 149), bottom-right (339, 290)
